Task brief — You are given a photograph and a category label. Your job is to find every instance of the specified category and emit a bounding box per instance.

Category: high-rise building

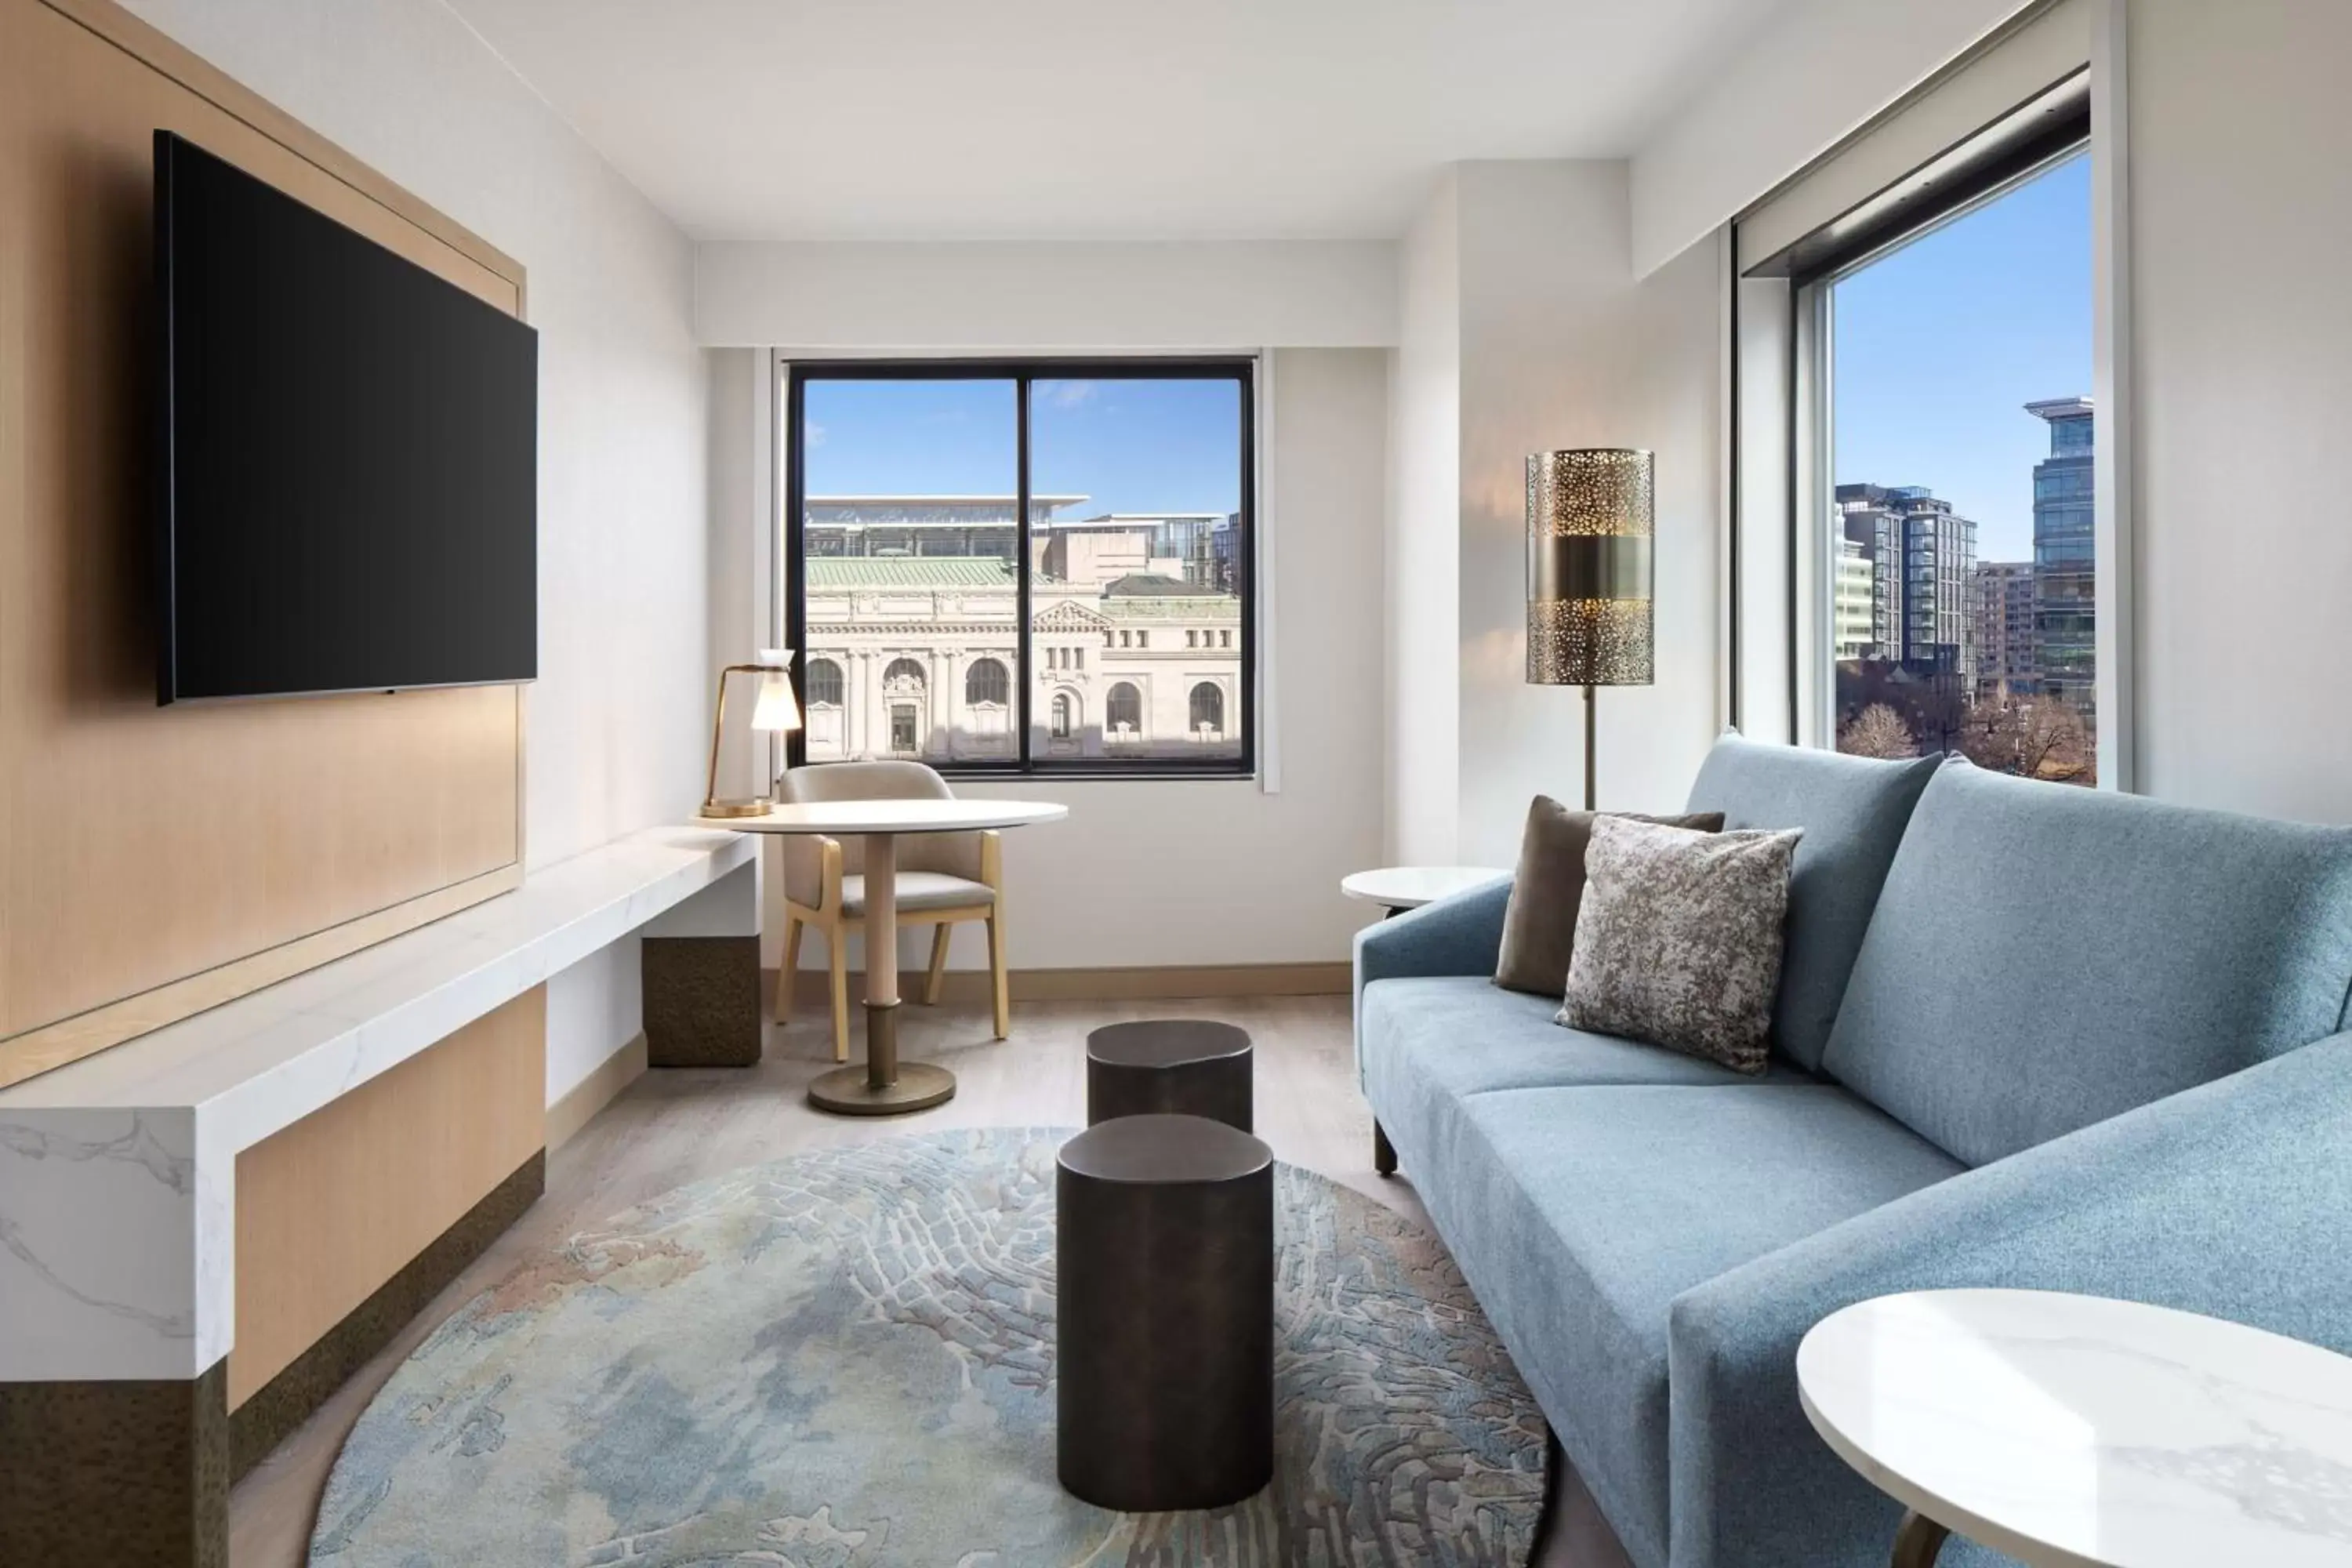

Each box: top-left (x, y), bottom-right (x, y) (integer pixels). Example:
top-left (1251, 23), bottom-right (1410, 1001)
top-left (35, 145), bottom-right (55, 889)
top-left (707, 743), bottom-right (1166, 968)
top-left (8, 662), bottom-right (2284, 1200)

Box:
top-left (1834, 540), bottom-right (1875, 662)
top-left (1973, 561), bottom-right (2037, 699)
top-left (1837, 487), bottom-right (1902, 659)
top-left (2027, 397), bottom-right (2095, 718)
top-left (1837, 482), bottom-right (1976, 678)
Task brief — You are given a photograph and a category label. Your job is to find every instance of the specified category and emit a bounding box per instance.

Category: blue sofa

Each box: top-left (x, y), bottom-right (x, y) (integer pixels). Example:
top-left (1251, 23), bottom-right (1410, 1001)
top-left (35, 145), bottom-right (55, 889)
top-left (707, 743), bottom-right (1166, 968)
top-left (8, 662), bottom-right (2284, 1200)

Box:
top-left (1354, 735), bottom-right (2352, 1568)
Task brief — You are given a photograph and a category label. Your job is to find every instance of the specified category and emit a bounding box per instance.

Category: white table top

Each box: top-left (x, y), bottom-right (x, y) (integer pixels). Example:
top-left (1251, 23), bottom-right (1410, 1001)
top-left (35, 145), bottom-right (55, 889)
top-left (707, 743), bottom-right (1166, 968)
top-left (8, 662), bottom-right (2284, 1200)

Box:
top-left (1798, 1289), bottom-right (2352, 1568)
top-left (709, 799), bottom-right (1069, 835)
top-left (1340, 866), bottom-right (1508, 909)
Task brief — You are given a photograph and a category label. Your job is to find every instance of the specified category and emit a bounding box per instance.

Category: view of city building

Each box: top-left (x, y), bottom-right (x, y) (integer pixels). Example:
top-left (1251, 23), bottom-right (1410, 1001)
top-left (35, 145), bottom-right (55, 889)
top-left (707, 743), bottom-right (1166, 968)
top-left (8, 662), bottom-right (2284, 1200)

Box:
top-left (799, 495), bottom-right (1244, 764)
top-left (1837, 482), bottom-right (1979, 677)
top-left (790, 372), bottom-right (1250, 771)
top-left (1835, 399), bottom-right (2095, 782)
top-left (1827, 150), bottom-right (2094, 786)
top-left (1972, 559), bottom-right (2038, 700)
top-left (2028, 396), bottom-right (2096, 717)
top-left (1833, 539), bottom-right (1875, 662)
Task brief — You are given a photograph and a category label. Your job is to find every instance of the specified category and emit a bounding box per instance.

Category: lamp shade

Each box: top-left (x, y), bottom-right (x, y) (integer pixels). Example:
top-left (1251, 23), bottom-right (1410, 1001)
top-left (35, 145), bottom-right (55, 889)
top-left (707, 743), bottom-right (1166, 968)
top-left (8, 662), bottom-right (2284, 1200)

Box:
top-left (750, 669), bottom-right (801, 733)
top-left (1526, 448), bottom-right (1655, 687)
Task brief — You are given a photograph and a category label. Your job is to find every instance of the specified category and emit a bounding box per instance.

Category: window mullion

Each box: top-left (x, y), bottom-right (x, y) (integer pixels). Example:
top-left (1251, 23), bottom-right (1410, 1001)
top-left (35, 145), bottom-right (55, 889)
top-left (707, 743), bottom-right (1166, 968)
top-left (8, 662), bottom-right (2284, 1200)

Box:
top-left (1014, 372), bottom-right (1033, 772)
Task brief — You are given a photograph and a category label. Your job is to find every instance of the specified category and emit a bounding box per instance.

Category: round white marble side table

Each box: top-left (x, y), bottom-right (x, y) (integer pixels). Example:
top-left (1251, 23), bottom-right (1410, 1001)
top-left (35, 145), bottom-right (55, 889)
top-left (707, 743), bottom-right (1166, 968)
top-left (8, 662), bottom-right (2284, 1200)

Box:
top-left (710, 798), bottom-right (1066, 1116)
top-left (1340, 866), bottom-right (1508, 917)
top-left (1798, 1287), bottom-right (2352, 1567)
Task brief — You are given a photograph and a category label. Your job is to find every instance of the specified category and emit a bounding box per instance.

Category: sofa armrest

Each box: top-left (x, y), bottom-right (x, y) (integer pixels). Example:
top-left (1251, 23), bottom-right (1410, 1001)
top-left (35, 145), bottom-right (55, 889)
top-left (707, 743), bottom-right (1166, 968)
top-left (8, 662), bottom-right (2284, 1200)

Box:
top-left (1351, 874), bottom-right (1512, 1077)
top-left (1665, 1031), bottom-right (2352, 1568)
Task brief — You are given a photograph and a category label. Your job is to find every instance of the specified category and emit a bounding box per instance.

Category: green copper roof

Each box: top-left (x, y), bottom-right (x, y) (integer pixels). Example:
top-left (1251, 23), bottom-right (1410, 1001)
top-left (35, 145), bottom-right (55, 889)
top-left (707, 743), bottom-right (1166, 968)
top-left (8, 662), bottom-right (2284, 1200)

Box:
top-left (805, 557), bottom-right (1016, 589)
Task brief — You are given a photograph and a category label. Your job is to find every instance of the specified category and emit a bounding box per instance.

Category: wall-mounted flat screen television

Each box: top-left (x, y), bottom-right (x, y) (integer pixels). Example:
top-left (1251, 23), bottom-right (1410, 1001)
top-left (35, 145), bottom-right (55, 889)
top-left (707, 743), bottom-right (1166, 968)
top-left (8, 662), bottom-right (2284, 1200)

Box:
top-left (154, 130), bottom-right (537, 703)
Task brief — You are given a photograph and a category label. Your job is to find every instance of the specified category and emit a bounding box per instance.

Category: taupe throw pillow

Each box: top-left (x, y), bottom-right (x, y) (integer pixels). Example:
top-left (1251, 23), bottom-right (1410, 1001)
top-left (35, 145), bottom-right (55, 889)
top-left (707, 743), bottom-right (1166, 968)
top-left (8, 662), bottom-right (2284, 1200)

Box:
top-left (1559, 815), bottom-right (1802, 1075)
top-left (1493, 797), bottom-right (1725, 996)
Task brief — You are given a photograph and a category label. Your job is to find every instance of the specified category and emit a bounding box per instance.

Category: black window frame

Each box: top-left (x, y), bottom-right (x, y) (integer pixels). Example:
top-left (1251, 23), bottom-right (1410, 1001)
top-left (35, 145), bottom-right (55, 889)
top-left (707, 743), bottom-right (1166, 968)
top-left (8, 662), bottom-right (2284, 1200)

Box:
top-left (782, 357), bottom-right (1257, 779)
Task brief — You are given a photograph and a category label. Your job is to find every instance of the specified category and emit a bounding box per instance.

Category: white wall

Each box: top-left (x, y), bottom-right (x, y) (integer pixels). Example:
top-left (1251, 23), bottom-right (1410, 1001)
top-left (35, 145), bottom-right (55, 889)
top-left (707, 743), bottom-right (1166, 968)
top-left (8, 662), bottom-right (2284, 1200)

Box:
top-left (1631, 0), bottom-right (2032, 276)
top-left (1453, 163), bottom-right (1725, 866)
top-left (1385, 176), bottom-right (1464, 863)
top-left (772, 348), bottom-right (1389, 975)
top-left (2126, 0), bottom-right (2352, 824)
top-left (124, 0), bottom-right (714, 1097)
top-left (699, 241), bottom-right (1399, 350)
top-left (544, 936), bottom-right (642, 1105)
top-left (1385, 163), bottom-right (1727, 869)
top-left (706, 348), bottom-right (768, 802)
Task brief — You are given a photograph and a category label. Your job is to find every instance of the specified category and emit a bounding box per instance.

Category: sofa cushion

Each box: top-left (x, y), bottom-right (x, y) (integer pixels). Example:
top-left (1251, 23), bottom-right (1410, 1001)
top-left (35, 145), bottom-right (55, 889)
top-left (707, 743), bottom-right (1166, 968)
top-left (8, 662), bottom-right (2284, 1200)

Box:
top-left (1358, 978), bottom-right (1810, 1178)
top-left (1563, 818), bottom-right (1802, 1075)
top-left (1493, 797), bottom-right (1724, 997)
top-left (1421, 1085), bottom-right (1962, 1568)
top-left (1684, 735), bottom-right (1943, 1072)
top-left (1823, 762), bottom-right (2352, 1169)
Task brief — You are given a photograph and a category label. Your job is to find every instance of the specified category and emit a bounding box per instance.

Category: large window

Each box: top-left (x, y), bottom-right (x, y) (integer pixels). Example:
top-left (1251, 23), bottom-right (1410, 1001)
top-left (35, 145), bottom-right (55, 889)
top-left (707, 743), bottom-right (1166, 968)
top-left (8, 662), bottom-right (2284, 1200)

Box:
top-left (1811, 149), bottom-right (2096, 786)
top-left (785, 361), bottom-right (1253, 775)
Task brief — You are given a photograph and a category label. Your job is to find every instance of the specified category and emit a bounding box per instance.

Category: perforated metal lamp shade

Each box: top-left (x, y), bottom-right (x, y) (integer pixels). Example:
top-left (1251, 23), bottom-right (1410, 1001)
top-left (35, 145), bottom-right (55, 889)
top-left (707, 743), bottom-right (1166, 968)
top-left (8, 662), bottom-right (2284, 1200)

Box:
top-left (1527, 448), bottom-right (1655, 809)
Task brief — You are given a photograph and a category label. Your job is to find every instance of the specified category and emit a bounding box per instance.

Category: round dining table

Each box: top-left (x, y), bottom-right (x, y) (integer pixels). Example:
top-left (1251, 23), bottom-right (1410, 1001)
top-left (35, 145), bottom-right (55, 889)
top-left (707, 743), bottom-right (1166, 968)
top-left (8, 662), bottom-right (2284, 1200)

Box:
top-left (711, 797), bottom-right (1068, 1116)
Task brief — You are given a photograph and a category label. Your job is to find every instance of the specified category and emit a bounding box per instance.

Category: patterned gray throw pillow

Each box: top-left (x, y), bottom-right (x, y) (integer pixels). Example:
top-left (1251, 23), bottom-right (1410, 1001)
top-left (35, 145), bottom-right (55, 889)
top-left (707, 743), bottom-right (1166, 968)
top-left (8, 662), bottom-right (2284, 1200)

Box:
top-left (1559, 815), bottom-right (1803, 1075)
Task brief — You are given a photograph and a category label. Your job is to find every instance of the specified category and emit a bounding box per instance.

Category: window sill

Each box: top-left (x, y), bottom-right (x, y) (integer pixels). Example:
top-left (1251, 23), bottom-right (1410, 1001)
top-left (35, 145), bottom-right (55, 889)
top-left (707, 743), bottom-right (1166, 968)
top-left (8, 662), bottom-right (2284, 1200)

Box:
top-left (925, 768), bottom-right (1259, 785)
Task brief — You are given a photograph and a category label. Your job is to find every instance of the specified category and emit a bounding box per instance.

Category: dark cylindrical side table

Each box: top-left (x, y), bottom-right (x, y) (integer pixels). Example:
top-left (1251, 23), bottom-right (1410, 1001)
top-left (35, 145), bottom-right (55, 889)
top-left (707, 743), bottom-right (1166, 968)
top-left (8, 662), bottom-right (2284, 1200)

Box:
top-left (1085, 1019), bottom-right (1254, 1131)
top-left (1056, 1113), bottom-right (1275, 1512)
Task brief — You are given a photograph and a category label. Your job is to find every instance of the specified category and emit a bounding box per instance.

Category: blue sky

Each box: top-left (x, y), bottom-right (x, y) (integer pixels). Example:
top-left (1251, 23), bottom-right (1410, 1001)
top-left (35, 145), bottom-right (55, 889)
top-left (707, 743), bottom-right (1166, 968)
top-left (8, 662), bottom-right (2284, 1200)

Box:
top-left (803, 377), bottom-right (1243, 517)
top-left (1832, 151), bottom-right (2092, 561)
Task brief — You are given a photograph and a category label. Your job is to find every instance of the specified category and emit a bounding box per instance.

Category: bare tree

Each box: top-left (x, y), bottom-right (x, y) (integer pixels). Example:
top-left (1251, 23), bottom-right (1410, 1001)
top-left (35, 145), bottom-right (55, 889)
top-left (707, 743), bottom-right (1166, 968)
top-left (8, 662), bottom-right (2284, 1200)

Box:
top-left (1959, 698), bottom-right (2092, 785)
top-left (1839, 702), bottom-right (1917, 760)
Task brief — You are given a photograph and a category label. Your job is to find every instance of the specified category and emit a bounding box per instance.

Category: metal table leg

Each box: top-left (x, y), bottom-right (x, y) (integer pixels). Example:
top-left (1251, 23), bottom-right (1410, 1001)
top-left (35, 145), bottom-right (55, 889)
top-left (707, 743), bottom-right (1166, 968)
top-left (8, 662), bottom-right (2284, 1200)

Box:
top-left (808, 831), bottom-right (956, 1116)
top-left (1892, 1509), bottom-right (1949, 1568)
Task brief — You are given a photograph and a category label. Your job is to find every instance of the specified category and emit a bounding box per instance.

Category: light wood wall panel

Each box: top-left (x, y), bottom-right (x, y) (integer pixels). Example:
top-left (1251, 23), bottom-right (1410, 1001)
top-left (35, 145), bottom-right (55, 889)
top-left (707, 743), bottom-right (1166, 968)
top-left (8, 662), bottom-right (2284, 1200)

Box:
top-left (230, 986), bottom-right (546, 1408)
top-left (0, 0), bottom-right (529, 1086)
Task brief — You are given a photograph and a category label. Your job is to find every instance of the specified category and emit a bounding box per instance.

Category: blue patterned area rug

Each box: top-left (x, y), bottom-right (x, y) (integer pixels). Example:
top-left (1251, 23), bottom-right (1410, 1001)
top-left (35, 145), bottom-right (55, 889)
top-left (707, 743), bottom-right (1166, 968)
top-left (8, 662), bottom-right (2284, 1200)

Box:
top-left (310, 1127), bottom-right (1547, 1566)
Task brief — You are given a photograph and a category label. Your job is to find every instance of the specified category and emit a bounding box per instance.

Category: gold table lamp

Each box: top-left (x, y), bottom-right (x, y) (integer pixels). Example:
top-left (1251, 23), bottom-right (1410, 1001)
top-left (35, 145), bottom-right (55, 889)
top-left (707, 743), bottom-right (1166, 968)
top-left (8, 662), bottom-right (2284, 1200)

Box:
top-left (700, 648), bottom-right (800, 819)
top-left (1527, 449), bottom-right (1656, 811)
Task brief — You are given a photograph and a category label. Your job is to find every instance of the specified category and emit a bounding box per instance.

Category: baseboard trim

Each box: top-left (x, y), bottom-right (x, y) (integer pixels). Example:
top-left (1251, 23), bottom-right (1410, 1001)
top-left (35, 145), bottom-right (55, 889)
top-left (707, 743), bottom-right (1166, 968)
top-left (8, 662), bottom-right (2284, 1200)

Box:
top-left (546, 1033), bottom-right (648, 1150)
top-left (767, 961), bottom-right (1348, 1007)
top-left (227, 1150), bottom-right (545, 1480)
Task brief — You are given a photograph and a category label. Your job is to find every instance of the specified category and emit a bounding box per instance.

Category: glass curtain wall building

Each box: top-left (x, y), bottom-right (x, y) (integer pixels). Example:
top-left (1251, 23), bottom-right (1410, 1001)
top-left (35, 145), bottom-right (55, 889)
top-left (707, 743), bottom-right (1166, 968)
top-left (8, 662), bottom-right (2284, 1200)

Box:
top-left (2027, 397), bottom-right (2096, 724)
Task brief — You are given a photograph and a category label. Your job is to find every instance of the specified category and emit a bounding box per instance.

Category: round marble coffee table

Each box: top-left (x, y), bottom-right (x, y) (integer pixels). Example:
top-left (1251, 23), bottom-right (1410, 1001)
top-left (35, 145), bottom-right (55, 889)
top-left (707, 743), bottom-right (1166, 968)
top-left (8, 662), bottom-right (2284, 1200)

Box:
top-left (1340, 865), bottom-right (1508, 917)
top-left (1798, 1288), bottom-right (2352, 1566)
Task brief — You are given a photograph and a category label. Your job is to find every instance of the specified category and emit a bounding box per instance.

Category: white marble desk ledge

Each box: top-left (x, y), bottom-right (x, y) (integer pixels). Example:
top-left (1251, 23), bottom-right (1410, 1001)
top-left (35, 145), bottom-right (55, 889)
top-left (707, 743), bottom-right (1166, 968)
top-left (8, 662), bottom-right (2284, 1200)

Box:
top-left (0, 826), bottom-right (754, 1385)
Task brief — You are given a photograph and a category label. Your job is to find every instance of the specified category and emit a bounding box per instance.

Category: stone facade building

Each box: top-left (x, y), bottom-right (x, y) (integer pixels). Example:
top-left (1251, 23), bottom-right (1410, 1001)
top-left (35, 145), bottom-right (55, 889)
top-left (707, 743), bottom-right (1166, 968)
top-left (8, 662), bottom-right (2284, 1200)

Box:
top-left (798, 496), bottom-right (1243, 764)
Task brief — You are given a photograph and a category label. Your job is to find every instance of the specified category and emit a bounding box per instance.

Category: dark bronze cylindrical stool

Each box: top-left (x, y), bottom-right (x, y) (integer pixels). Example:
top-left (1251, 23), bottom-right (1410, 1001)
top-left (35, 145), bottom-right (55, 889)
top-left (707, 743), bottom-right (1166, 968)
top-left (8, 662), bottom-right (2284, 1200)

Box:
top-left (1056, 1113), bottom-right (1275, 1512)
top-left (1085, 1019), bottom-right (1254, 1131)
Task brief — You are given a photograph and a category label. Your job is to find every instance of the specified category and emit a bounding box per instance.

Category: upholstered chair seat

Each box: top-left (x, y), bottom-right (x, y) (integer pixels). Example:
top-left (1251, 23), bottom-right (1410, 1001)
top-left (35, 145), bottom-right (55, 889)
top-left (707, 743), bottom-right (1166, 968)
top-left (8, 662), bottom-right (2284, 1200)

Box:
top-left (773, 760), bottom-right (1011, 1059)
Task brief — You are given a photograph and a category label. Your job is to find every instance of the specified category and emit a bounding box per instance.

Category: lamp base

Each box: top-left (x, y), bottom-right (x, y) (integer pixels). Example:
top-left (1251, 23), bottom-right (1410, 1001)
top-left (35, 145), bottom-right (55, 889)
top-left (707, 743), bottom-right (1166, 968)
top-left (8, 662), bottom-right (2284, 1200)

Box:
top-left (699, 798), bottom-right (772, 820)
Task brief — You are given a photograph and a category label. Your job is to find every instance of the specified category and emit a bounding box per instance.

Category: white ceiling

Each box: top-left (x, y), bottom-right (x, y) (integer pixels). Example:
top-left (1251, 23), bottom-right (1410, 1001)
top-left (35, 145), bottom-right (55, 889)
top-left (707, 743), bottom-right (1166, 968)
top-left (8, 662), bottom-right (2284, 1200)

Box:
top-left (444, 0), bottom-right (1789, 241)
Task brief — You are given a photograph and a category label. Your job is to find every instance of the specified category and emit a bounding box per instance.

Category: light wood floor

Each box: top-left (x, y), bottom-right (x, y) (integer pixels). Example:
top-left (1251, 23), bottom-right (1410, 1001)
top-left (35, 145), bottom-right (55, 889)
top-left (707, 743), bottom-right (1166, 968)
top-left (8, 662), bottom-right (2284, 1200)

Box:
top-left (230, 995), bottom-right (1631, 1568)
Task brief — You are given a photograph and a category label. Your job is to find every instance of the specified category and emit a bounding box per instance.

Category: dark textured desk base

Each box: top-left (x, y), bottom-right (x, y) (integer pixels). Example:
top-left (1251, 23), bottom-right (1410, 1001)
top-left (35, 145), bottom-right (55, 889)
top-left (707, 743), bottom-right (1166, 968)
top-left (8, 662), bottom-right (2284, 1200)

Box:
top-left (644, 935), bottom-right (761, 1067)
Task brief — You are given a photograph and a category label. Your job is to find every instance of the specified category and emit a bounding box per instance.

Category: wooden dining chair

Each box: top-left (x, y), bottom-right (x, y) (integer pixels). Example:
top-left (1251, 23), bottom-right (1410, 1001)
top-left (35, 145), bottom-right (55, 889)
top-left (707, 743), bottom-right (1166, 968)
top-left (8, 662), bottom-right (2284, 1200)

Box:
top-left (772, 760), bottom-right (1010, 1062)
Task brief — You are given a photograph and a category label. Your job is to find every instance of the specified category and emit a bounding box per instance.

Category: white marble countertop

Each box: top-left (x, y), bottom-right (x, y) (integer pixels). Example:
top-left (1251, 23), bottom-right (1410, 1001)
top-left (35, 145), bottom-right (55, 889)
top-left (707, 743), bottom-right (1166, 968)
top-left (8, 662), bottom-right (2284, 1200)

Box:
top-left (1341, 865), bottom-right (1508, 910)
top-left (710, 799), bottom-right (1069, 835)
top-left (0, 824), bottom-right (756, 1382)
top-left (0, 826), bottom-right (755, 1152)
top-left (1798, 1288), bottom-right (2352, 1567)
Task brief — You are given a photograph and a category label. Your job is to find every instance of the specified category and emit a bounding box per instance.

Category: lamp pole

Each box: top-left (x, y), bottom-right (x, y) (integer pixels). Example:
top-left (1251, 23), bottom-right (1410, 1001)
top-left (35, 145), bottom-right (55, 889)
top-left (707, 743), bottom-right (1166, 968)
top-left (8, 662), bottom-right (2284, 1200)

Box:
top-left (1584, 682), bottom-right (1598, 812)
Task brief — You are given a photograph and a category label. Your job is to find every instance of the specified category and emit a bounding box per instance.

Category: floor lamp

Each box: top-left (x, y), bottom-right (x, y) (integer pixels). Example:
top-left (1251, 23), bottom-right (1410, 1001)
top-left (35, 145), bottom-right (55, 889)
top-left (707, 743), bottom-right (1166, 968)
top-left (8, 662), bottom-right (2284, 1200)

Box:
top-left (1526, 449), bottom-right (1656, 811)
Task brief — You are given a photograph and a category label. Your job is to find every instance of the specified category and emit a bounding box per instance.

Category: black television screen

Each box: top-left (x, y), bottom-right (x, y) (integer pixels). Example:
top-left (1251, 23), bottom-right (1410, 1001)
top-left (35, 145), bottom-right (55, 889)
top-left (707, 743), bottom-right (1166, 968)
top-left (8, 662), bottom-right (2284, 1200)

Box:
top-left (155, 131), bottom-right (537, 703)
